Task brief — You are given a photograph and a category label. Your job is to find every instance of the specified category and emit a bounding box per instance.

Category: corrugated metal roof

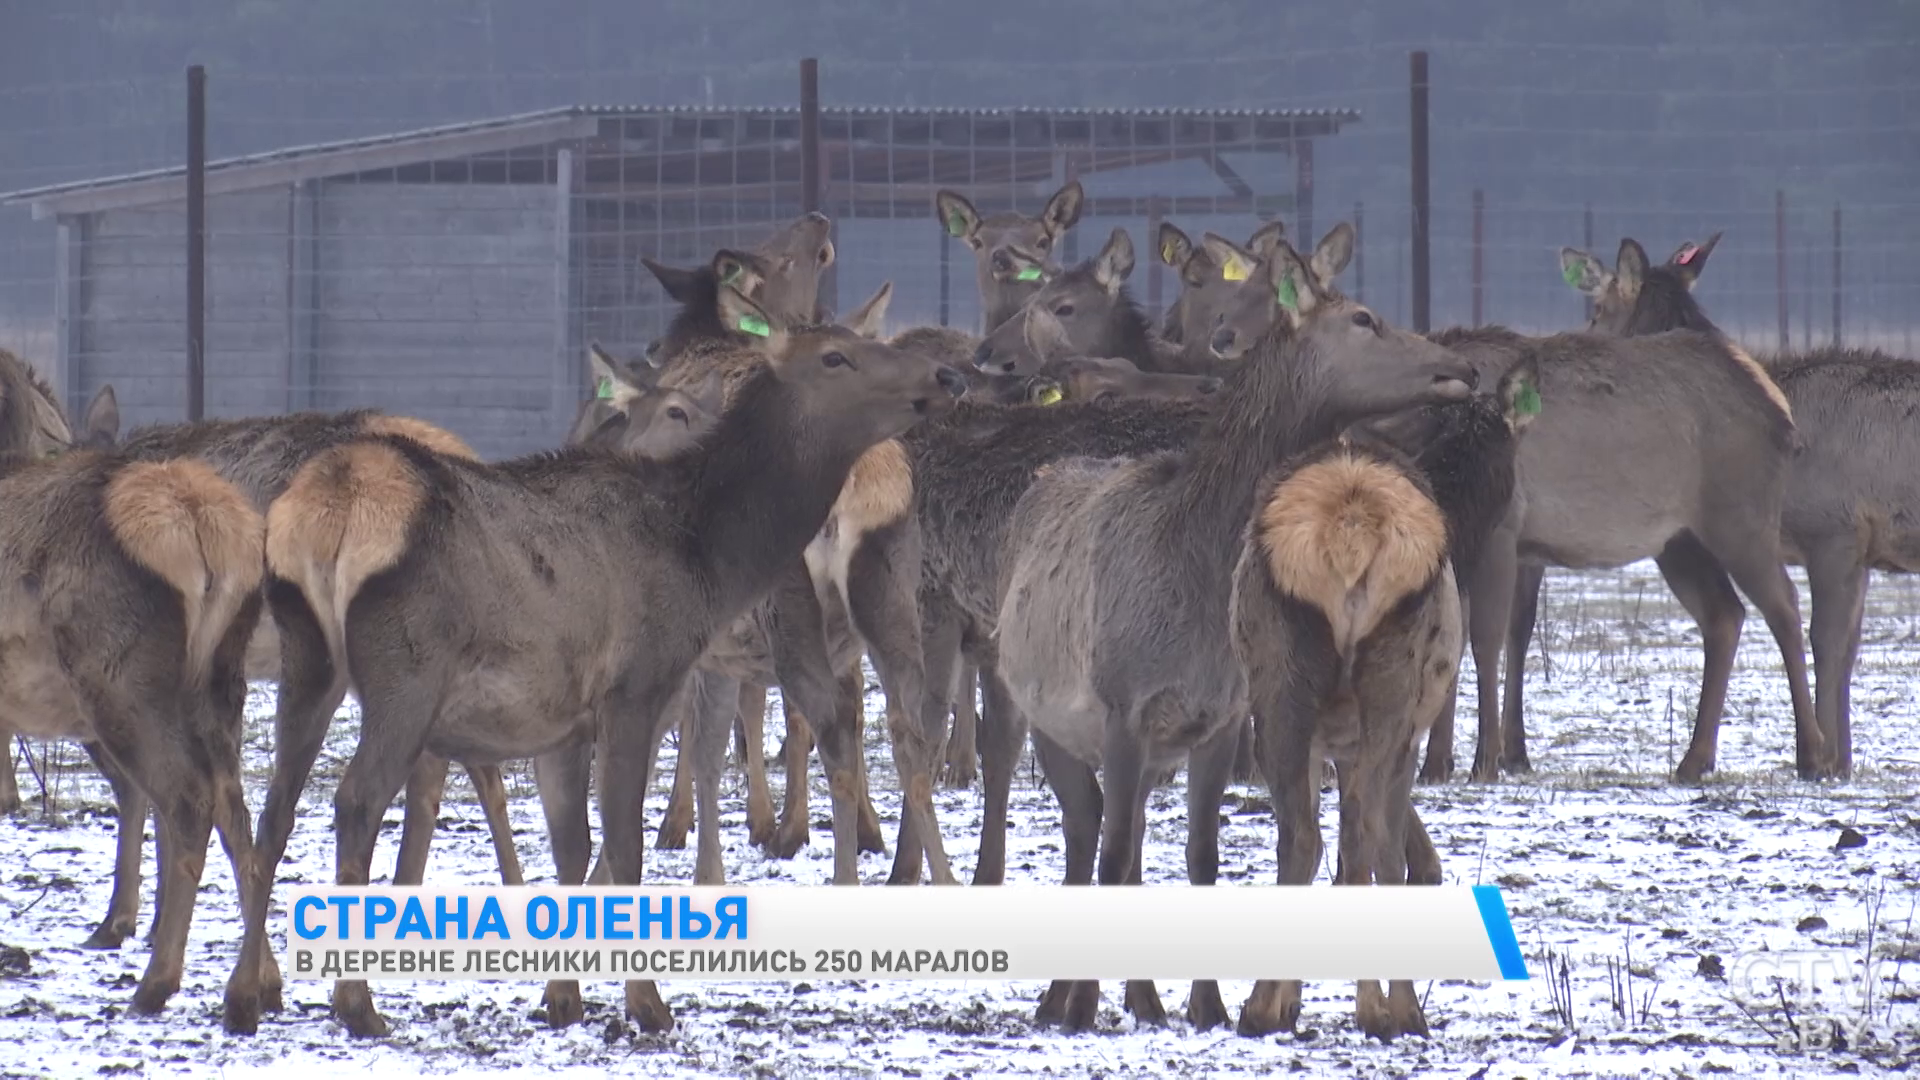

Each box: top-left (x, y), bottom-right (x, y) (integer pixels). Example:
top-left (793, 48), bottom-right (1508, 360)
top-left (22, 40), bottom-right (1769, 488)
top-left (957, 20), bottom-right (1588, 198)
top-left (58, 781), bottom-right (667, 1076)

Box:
top-left (0, 102), bottom-right (1361, 210)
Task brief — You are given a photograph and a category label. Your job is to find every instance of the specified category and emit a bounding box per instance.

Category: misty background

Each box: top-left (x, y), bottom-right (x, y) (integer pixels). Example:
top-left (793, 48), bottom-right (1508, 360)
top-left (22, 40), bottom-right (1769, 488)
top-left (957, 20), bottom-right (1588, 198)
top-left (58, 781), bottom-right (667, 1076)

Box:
top-left (2, 0), bottom-right (1916, 365)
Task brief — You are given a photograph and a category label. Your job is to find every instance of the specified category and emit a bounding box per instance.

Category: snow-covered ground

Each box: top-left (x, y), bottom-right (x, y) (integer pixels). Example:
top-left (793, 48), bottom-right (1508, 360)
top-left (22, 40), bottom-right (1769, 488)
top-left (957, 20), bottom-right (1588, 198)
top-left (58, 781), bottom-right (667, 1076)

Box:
top-left (0, 562), bottom-right (1915, 1078)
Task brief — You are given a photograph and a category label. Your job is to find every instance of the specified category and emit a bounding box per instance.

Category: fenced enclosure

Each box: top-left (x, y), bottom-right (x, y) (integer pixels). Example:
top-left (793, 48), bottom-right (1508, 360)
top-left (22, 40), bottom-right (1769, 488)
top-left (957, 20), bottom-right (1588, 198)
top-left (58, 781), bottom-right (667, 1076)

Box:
top-left (2, 23), bottom-right (1915, 452)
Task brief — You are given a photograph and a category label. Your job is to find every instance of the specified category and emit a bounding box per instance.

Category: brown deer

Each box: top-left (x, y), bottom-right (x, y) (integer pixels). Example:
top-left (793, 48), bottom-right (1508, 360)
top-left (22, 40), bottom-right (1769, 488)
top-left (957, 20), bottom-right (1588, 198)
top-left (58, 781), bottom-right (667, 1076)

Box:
top-left (1233, 354), bottom-right (1539, 1041)
top-left (989, 229), bottom-right (1476, 1032)
top-left (934, 181), bottom-right (1085, 334)
top-left (1562, 232), bottom-right (1919, 779)
top-left (0, 449), bottom-right (274, 1034)
top-left (642, 211), bottom-right (838, 365)
top-left (258, 284), bottom-right (964, 1037)
top-left (1155, 219), bottom-right (1288, 348)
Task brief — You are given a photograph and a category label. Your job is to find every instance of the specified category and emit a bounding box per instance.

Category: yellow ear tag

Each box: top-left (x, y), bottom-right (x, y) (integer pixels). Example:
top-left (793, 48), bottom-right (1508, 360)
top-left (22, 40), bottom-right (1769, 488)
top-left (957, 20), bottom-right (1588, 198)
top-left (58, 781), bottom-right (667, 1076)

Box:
top-left (1221, 256), bottom-right (1251, 282)
top-left (1160, 241), bottom-right (1180, 265)
top-left (1035, 384), bottom-right (1063, 406)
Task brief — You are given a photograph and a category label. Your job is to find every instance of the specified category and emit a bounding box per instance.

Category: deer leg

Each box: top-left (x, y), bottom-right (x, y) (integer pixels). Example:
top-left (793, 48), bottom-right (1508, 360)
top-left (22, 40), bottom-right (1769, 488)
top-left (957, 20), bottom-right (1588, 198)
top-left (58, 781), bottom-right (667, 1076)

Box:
top-left (765, 564), bottom-right (869, 884)
top-left (0, 732), bottom-right (17, 816)
top-left (391, 753), bottom-right (450, 886)
top-left (972, 650), bottom-right (1027, 886)
top-left (465, 764), bottom-right (523, 885)
top-left (738, 682), bottom-right (775, 847)
top-left (78, 741), bottom-right (147, 949)
top-left (127, 762), bottom-right (213, 1021)
top-left (1185, 721), bottom-right (1239, 1031)
top-left (1701, 528), bottom-right (1823, 779)
top-left (1498, 560), bottom-right (1547, 775)
top-left (1463, 532), bottom-right (1517, 783)
top-left (1653, 534), bottom-right (1746, 782)
top-left (768, 697), bottom-right (812, 859)
top-left (327, 677), bottom-right (441, 1039)
top-left (1229, 718), bottom-right (1259, 785)
top-left (1098, 719), bottom-right (1163, 1031)
top-left (252, 580), bottom-right (351, 910)
top-left (595, 674), bottom-right (682, 1034)
top-left (1804, 538), bottom-right (1868, 780)
top-left (1239, 670), bottom-right (1323, 1038)
top-left (688, 670), bottom-right (739, 886)
top-left (1029, 728), bottom-right (1101, 1029)
top-left (1419, 582), bottom-right (1471, 784)
top-left (847, 672), bottom-right (889, 856)
top-left (941, 660), bottom-right (980, 788)
top-left (533, 738), bottom-right (596, 1027)
top-left (655, 707), bottom-right (696, 850)
top-left (846, 527), bottom-right (949, 886)
top-left (208, 724), bottom-right (275, 1036)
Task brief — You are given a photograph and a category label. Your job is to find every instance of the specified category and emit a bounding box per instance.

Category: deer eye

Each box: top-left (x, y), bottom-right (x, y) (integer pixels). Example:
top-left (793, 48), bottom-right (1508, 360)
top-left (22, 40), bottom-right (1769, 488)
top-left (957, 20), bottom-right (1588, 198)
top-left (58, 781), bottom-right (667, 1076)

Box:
top-left (666, 406), bottom-right (688, 422)
top-left (821, 351), bottom-right (852, 369)
top-left (1053, 304), bottom-right (1074, 317)
top-left (1094, 389), bottom-right (1118, 403)
top-left (1351, 310), bottom-right (1376, 331)
top-left (1036, 237), bottom-right (1051, 250)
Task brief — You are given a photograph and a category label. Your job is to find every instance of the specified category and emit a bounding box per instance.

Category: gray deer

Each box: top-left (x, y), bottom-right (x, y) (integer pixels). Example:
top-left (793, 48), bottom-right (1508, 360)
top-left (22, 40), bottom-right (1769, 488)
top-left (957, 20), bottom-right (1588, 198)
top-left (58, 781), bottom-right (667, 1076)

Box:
top-left (1562, 232), bottom-right (1920, 778)
top-left (256, 284), bottom-right (964, 1038)
top-left (988, 228), bottom-right (1477, 1032)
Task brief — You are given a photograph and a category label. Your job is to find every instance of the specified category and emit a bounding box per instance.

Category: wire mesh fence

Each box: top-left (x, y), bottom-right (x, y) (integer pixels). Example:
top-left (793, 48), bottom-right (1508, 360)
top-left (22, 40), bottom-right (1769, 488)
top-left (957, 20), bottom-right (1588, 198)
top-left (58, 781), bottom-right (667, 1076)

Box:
top-left (1, 31), bottom-right (1915, 452)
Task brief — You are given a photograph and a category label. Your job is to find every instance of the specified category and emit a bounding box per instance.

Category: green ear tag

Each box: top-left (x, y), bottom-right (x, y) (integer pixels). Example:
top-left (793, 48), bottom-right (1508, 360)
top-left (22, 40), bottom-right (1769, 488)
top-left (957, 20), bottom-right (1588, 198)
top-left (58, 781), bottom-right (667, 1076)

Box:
top-left (1514, 381), bottom-right (1542, 417)
top-left (595, 375), bottom-right (615, 400)
top-left (1016, 265), bottom-right (1043, 282)
top-left (946, 210), bottom-right (968, 237)
top-left (1275, 275), bottom-right (1299, 312)
top-left (1034, 383), bottom-right (1063, 406)
top-left (737, 314), bottom-right (772, 338)
top-left (1561, 260), bottom-right (1584, 288)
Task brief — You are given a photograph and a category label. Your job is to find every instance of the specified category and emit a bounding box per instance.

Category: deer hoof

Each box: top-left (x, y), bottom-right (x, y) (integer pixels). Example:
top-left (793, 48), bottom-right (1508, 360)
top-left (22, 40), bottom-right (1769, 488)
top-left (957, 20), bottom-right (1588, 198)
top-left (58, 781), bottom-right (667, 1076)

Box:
top-left (1417, 755), bottom-right (1454, 785)
top-left (1034, 979), bottom-right (1073, 1026)
top-left (1060, 981), bottom-right (1101, 1033)
top-left (625, 984), bottom-right (674, 1034)
top-left (939, 757), bottom-right (978, 790)
top-left (654, 817), bottom-right (692, 851)
top-left (128, 977), bottom-right (178, 1017)
top-left (746, 803), bottom-right (776, 847)
top-left (222, 992), bottom-right (261, 1036)
top-left (764, 817), bottom-right (808, 860)
top-left (82, 920), bottom-right (134, 950)
top-left (1468, 753), bottom-right (1502, 784)
top-left (542, 983), bottom-right (584, 1029)
top-left (1123, 980), bottom-right (1166, 1026)
top-left (331, 983), bottom-right (390, 1038)
top-left (260, 978), bottom-right (285, 1015)
top-left (1186, 981), bottom-right (1230, 1031)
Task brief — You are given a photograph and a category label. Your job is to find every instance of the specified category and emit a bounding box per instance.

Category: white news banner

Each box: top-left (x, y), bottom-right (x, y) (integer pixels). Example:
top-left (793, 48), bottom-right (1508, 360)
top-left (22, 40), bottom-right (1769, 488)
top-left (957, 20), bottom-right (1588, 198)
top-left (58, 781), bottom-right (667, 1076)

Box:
top-left (284, 885), bottom-right (1529, 983)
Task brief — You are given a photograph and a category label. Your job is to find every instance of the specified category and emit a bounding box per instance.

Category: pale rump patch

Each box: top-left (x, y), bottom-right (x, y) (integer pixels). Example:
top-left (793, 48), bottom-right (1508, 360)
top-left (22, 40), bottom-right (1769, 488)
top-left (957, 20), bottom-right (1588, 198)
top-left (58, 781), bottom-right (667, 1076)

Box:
top-left (832, 440), bottom-right (913, 536)
top-left (1725, 341), bottom-right (1793, 424)
top-left (1259, 453), bottom-right (1449, 654)
top-left (103, 460), bottom-right (266, 687)
top-left (265, 442), bottom-right (428, 673)
top-left (359, 414), bottom-right (480, 462)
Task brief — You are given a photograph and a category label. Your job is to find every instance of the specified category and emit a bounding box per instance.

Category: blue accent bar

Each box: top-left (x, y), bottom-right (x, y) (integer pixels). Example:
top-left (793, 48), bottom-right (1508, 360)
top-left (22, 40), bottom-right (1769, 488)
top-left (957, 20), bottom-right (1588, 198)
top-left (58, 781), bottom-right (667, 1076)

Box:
top-left (1472, 884), bottom-right (1529, 980)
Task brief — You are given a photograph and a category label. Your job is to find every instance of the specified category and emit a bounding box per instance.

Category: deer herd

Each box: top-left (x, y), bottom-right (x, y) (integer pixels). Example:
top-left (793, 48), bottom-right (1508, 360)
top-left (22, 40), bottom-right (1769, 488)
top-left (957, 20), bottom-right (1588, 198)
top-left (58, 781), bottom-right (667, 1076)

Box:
top-left (0, 180), bottom-right (1910, 1045)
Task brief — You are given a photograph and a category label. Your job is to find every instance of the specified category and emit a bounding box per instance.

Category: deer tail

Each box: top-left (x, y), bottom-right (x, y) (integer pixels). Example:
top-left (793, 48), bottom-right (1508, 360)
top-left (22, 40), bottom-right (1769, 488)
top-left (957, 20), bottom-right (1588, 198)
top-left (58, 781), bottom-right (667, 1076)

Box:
top-left (102, 460), bottom-right (267, 690)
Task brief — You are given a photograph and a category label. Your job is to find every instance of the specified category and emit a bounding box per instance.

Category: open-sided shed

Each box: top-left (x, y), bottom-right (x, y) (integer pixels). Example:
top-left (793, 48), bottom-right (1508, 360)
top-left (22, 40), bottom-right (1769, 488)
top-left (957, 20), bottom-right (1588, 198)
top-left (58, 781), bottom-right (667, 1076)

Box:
top-left (0, 102), bottom-right (1359, 460)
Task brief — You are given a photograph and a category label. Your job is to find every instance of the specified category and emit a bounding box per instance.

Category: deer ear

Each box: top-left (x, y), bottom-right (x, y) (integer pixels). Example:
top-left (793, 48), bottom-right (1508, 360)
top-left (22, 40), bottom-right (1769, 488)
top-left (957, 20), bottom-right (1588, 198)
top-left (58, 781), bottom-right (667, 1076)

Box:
top-left (1246, 218), bottom-right (1288, 261)
top-left (1559, 247), bottom-right (1609, 295)
top-left (716, 284), bottom-right (788, 356)
top-left (1157, 222), bottom-right (1194, 269)
top-left (1614, 238), bottom-right (1649, 298)
top-left (1501, 355), bottom-right (1543, 432)
top-left (1200, 233), bottom-right (1257, 283)
top-left (81, 383), bottom-right (119, 446)
top-left (1090, 228), bottom-right (1135, 293)
top-left (840, 281), bottom-right (893, 339)
top-left (935, 190), bottom-right (980, 242)
top-left (1040, 180), bottom-right (1085, 238)
top-left (641, 257), bottom-right (702, 303)
top-left (1669, 231), bottom-right (1721, 289)
top-left (1309, 222), bottom-right (1355, 288)
top-left (1268, 245), bottom-right (1318, 322)
top-left (587, 343), bottom-right (648, 407)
